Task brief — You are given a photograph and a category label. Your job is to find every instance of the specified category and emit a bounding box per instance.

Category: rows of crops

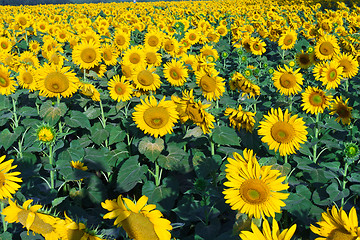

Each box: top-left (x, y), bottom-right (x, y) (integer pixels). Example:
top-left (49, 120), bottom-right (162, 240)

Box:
top-left (0, 0), bottom-right (360, 239)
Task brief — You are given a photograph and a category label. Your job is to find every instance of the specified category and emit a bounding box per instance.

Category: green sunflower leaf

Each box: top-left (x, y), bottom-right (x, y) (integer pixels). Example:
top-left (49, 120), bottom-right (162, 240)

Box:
top-left (64, 110), bottom-right (90, 130)
top-left (0, 127), bottom-right (24, 150)
top-left (211, 125), bottom-right (240, 146)
top-left (40, 100), bottom-right (68, 125)
top-left (138, 137), bottom-right (164, 162)
top-left (157, 143), bottom-right (190, 172)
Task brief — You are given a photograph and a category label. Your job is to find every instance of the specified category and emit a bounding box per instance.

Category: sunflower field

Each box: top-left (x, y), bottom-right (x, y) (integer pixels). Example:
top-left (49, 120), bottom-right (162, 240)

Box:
top-left (0, 0), bottom-right (360, 239)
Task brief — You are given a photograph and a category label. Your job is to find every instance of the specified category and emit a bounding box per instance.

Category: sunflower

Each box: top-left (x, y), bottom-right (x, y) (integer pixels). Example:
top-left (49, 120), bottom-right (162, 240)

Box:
top-left (278, 29), bottom-right (297, 50)
top-left (2, 199), bottom-right (63, 239)
top-left (46, 49), bottom-right (65, 67)
top-left (108, 75), bottom-right (133, 102)
top-left (174, 89), bottom-right (215, 134)
top-left (17, 51), bottom-right (40, 69)
top-left (334, 53), bottom-right (359, 79)
top-left (224, 149), bottom-right (257, 177)
top-left (36, 124), bottom-right (56, 144)
top-left (250, 37), bottom-right (266, 55)
top-left (0, 155), bottom-right (22, 199)
top-left (223, 153), bottom-right (289, 219)
top-left (240, 218), bottom-right (297, 240)
top-left (224, 105), bottom-right (256, 133)
top-left (144, 30), bottom-right (163, 50)
top-left (37, 63), bottom-right (79, 98)
top-left (122, 46), bottom-right (146, 69)
top-left (200, 44), bottom-right (219, 61)
top-left (0, 37), bottom-right (13, 52)
top-left (181, 53), bottom-right (198, 72)
top-left (272, 65), bottom-right (303, 96)
top-left (195, 67), bottom-right (225, 101)
top-left (301, 86), bottom-right (332, 115)
top-left (102, 195), bottom-right (172, 240)
top-left (320, 61), bottom-right (344, 90)
top-left (315, 34), bottom-right (340, 60)
top-left (310, 205), bottom-right (360, 239)
top-left (144, 47), bottom-right (162, 67)
top-left (113, 30), bottom-right (130, 52)
top-left (163, 59), bottom-right (188, 86)
top-left (0, 65), bottom-right (17, 95)
top-left (329, 96), bottom-right (353, 125)
top-left (313, 61), bottom-right (327, 81)
top-left (79, 82), bottom-right (100, 101)
top-left (121, 63), bottom-right (134, 79)
top-left (295, 50), bottom-right (314, 69)
top-left (184, 28), bottom-right (201, 45)
top-left (132, 66), bottom-right (161, 92)
top-left (70, 161), bottom-right (88, 171)
top-left (162, 37), bottom-right (179, 57)
top-left (258, 108), bottom-right (308, 156)
top-left (62, 212), bottom-right (104, 240)
top-left (229, 72), bottom-right (261, 99)
top-left (101, 43), bottom-right (119, 66)
top-left (72, 39), bottom-right (102, 69)
top-left (17, 66), bottom-right (38, 92)
top-left (132, 96), bottom-right (178, 138)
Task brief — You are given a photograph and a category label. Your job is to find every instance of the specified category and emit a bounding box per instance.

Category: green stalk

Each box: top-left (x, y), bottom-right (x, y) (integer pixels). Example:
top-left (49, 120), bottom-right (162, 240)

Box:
top-left (11, 97), bottom-right (19, 129)
top-left (1, 201), bottom-right (7, 232)
top-left (99, 99), bottom-right (108, 148)
top-left (57, 97), bottom-right (63, 134)
top-left (284, 154), bottom-right (288, 164)
top-left (210, 138), bottom-right (215, 156)
top-left (341, 161), bottom-right (349, 208)
top-left (313, 113), bottom-right (320, 163)
top-left (49, 144), bottom-right (55, 189)
top-left (155, 162), bottom-right (161, 187)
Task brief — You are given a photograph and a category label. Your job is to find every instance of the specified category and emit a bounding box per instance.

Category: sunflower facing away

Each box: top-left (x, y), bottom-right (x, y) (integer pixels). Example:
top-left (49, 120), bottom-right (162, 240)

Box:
top-left (0, 65), bottom-right (17, 95)
top-left (329, 96), bottom-right (353, 125)
top-left (2, 199), bottom-right (64, 239)
top-left (272, 65), bottom-right (303, 96)
top-left (240, 218), bottom-right (297, 240)
top-left (102, 195), bottom-right (172, 240)
top-left (62, 212), bottom-right (104, 240)
top-left (223, 151), bottom-right (289, 219)
top-left (258, 108), bottom-right (308, 156)
top-left (108, 75), bottom-right (133, 102)
top-left (72, 39), bottom-right (102, 69)
top-left (310, 205), bottom-right (360, 240)
top-left (132, 96), bottom-right (179, 138)
top-left (229, 72), bottom-right (260, 99)
top-left (0, 155), bottom-right (22, 199)
top-left (301, 86), bottom-right (332, 115)
top-left (79, 82), bottom-right (100, 101)
top-left (224, 105), bottom-right (256, 132)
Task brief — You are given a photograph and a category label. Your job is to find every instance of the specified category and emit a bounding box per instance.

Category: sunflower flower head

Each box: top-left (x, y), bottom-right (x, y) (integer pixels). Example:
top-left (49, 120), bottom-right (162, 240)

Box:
top-left (102, 195), bottom-right (172, 240)
top-left (223, 151), bottom-right (289, 219)
top-left (258, 108), bottom-right (308, 156)
top-left (35, 123), bottom-right (56, 145)
top-left (344, 142), bottom-right (360, 162)
top-left (0, 155), bottom-right (22, 199)
top-left (329, 96), bottom-right (353, 125)
top-left (310, 205), bottom-right (360, 239)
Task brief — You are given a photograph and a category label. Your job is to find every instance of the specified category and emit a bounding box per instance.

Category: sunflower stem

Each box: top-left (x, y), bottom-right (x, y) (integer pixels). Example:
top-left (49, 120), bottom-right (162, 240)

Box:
top-left (155, 162), bottom-right (161, 187)
top-left (49, 143), bottom-right (55, 189)
top-left (1, 201), bottom-right (7, 232)
top-left (313, 113), bottom-right (320, 163)
top-left (210, 138), bottom-right (215, 156)
top-left (11, 97), bottom-right (19, 129)
top-left (341, 161), bottom-right (349, 208)
top-left (284, 155), bottom-right (288, 164)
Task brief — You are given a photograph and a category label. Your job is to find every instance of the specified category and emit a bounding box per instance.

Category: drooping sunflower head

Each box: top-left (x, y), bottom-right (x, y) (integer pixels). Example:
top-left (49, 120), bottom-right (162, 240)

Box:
top-left (258, 108), bottom-right (308, 156)
top-left (63, 212), bottom-right (104, 240)
top-left (301, 86), bottom-right (332, 115)
top-left (223, 153), bottom-right (289, 219)
top-left (132, 96), bottom-right (179, 138)
top-left (70, 161), bottom-right (88, 171)
top-left (329, 96), bottom-right (353, 125)
top-left (224, 105), bottom-right (256, 133)
top-left (102, 195), bottom-right (172, 240)
top-left (79, 82), bottom-right (100, 102)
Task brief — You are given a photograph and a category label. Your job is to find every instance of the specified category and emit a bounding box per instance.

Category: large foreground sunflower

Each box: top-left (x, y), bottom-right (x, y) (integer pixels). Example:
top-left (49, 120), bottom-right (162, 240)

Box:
top-left (37, 63), bottom-right (79, 98)
top-left (132, 96), bottom-right (178, 138)
top-left (272, 65), bottom-right (303, 96)
top-left (2, 199), bottom-right (64, 239)
top-left (301, 86), bottom-right (332, 115)
top-left (223, 152), bottom-right (289, 219)
top-left (102, 195), bottom-right (172, 240)
top-left (329, 96), bottom-right (353, 125)
top-left (258, 108), bottom-right (308, 156)
top-left (240, 218), bottom-right (297, 240)
top-left (0, 155), bottom-right (22, 199)
top-left (310, 205), bottom-right (360, 239)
